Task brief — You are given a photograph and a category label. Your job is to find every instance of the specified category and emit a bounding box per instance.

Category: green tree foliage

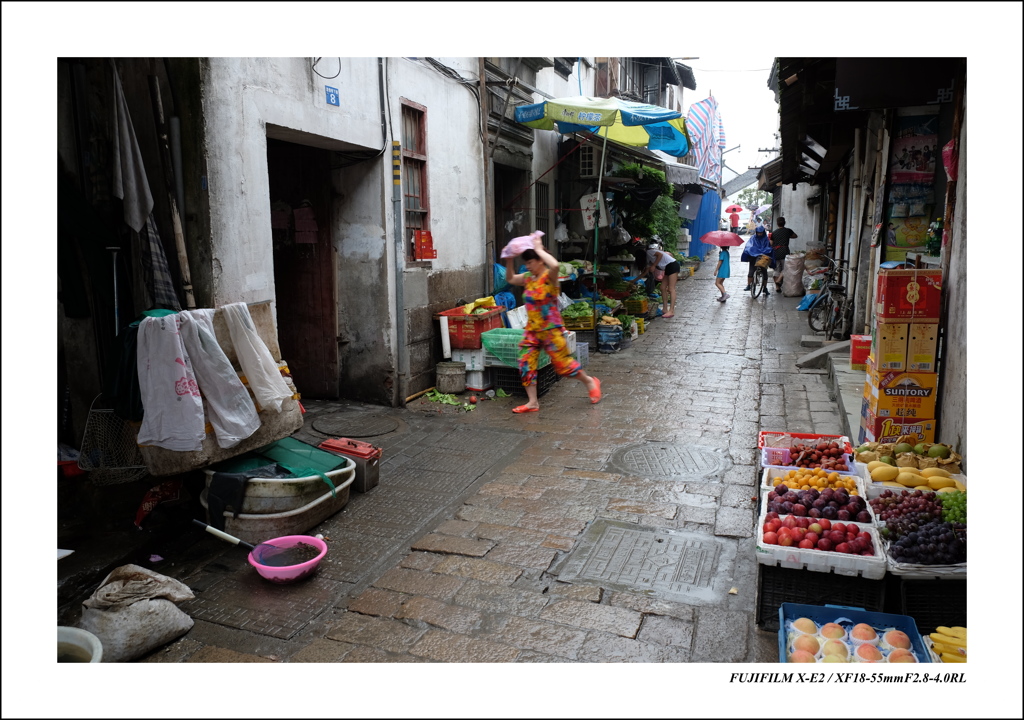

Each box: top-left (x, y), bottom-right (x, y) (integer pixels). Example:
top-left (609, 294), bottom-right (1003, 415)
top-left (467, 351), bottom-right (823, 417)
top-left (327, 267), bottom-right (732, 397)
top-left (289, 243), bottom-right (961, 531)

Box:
top-left (613, 163), bottom-right (681, 251)
top-left (736, 188), bottom-right (772, 211)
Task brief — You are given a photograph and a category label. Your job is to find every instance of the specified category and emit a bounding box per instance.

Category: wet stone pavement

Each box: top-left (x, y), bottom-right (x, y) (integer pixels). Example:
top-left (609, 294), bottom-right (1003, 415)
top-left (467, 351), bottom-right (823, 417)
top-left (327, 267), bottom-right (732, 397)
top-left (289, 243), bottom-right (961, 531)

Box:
top-left (145, 247), bottom-right (846, 664)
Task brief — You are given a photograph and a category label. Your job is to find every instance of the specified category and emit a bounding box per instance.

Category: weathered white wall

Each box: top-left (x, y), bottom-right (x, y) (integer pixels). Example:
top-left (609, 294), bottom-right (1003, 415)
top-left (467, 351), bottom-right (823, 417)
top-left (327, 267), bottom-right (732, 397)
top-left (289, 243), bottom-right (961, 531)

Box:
top-left (779, 183), bottom-right (820, 253)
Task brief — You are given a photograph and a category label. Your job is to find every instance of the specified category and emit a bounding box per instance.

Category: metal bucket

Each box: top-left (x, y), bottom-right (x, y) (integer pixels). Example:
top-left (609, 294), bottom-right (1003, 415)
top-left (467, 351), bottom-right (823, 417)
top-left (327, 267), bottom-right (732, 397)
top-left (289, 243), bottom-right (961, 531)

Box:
top-left (435, 361), bottom-right (467, 393)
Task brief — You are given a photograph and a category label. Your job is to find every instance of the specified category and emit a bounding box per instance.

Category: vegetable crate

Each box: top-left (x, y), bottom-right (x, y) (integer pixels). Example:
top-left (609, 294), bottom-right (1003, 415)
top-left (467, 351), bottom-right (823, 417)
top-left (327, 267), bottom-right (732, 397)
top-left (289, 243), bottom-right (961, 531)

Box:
top-left (776, 602), bottom-right (931, 663)
top-left (491, 364), bottom-right (557, 398)
top-left (897, 578), bottom-right (967, 635)
top-left (437, 307), bottom-right (505, 349)
top-left (563, 314), bottom-right (595, 331)
top-left (624, 298), bottom-right (648, 315)
top-left (756, 564), bottom-right (886, 632)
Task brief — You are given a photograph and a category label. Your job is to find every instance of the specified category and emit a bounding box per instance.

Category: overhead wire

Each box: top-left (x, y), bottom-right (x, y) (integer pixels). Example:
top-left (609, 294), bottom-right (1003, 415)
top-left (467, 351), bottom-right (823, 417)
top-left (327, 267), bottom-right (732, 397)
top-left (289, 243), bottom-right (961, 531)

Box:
top-left (311, 57), bottom-right (341, 79)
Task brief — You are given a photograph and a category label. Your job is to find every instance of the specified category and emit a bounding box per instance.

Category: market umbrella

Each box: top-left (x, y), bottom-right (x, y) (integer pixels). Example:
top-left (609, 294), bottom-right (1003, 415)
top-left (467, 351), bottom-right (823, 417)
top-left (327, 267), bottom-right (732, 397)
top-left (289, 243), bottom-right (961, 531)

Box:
top-left (515, 97), bottom-right (684, 307)
top-left (699, 230), bottom-right (745, 247)
top-left (725, 204), bottom-right (743, 214)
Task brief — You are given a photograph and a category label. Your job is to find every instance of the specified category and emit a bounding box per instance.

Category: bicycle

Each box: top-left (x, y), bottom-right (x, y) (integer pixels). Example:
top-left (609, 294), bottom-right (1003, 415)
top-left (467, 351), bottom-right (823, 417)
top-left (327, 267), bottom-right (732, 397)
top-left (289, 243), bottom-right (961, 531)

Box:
top-left (806, 257), bottom-right (844, 333)
top-left (749, 255), bottom-right (771, 299)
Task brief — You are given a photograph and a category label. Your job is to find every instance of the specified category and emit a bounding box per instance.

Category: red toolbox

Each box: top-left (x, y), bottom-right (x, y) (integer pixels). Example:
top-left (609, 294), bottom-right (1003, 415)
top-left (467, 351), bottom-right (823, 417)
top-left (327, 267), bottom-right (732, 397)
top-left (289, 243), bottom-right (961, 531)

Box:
top-left (318, 438), bottom-right (382, 493)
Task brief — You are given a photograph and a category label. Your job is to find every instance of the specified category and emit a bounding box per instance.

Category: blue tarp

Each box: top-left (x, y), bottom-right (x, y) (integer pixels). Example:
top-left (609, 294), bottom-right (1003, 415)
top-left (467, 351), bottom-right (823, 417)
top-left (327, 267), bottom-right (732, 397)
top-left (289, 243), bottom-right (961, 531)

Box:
top-left (688, 191), bottom-right (722, 260)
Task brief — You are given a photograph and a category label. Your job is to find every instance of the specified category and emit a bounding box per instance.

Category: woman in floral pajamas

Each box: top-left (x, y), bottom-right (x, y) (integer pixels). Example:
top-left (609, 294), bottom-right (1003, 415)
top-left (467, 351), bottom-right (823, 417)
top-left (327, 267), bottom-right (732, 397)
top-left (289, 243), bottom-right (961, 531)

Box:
top-left (504, 233), bottom-right (601, 413)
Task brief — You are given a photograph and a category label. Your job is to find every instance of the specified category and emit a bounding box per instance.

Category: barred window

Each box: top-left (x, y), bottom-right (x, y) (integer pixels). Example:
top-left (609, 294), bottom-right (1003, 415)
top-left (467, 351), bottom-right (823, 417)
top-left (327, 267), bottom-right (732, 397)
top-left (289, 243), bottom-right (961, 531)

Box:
top-left (401, 99), bottom-right (429, 260)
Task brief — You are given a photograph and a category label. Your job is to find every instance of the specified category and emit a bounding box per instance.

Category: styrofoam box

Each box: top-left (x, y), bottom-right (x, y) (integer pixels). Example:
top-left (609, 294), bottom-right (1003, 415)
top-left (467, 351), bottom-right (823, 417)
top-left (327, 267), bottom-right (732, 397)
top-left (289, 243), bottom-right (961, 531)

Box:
top-left (761, 467), bottom-right (866, 497)
top-left (564, 330), bottom-right (576, 356)
top-left (760, 485), bottom-right (879, 528)
top-left (854, 462), bottom-right (967, 500)
top-left (755, 497), bottom-right (887, 579)
top-left (449, 347), bottom-right (487, 371)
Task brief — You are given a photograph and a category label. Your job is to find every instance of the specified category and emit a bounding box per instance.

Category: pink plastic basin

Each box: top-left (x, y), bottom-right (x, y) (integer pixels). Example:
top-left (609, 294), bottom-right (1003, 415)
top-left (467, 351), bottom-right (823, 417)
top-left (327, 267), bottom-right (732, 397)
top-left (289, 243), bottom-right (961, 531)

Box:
top-left (247, 535), bottom-right (328, 584)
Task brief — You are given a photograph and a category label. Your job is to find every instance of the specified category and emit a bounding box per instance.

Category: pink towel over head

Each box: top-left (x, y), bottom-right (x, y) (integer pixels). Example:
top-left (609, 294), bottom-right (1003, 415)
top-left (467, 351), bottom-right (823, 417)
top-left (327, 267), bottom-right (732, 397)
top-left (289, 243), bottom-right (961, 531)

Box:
top-left (500, 231), bottom-right (544, 259)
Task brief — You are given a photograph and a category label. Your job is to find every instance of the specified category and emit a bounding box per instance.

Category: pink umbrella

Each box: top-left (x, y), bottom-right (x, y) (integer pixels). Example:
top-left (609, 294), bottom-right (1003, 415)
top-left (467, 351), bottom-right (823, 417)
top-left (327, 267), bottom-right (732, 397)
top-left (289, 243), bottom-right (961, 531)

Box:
top-left (724, 204), bottom-right (743, 214)
top-left (700, 230), bottom-right (745, 247)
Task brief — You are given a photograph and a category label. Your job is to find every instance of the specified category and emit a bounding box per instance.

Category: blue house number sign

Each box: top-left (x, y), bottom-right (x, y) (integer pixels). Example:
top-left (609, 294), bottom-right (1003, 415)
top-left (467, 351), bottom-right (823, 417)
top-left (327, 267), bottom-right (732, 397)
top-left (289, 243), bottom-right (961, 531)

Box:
top-left (326, 87), bottom-right (340, 106)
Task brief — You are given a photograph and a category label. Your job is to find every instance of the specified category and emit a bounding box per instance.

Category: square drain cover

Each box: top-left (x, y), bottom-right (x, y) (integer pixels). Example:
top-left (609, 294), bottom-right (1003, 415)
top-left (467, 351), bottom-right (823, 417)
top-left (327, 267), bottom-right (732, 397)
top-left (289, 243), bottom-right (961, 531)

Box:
top-left (555, 519), bottom-right (735, 604)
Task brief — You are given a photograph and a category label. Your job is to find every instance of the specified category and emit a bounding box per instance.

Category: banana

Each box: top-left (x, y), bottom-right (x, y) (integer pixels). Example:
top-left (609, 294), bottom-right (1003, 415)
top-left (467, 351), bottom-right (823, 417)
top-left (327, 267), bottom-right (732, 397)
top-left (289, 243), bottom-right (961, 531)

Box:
top-left (938, 626), bottom-right (967, 639)
top-left (930, 632), bottom-right (967, 648)
top-left (940, 651), bottom-right (966, 663)
top-left (931, 641), bottom-right (965, 656)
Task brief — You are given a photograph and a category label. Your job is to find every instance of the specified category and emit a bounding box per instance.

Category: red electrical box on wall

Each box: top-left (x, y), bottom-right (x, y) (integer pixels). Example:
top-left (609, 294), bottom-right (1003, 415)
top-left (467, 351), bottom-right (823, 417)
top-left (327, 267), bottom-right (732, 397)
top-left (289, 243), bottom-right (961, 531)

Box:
top-left (413, 230), bottom-right (436, 260)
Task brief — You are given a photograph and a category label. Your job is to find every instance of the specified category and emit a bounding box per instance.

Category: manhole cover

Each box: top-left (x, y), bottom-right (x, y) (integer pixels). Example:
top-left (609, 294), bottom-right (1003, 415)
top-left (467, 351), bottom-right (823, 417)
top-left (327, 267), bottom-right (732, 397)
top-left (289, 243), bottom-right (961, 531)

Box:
top-left (312, 413), bottom-right (399, 438)
top-left (606, 442), bottom-right (728, 479)
top-left (685, 352), bottom-right (751, 369)
top-left (555, 519), bottom-right (735, 603)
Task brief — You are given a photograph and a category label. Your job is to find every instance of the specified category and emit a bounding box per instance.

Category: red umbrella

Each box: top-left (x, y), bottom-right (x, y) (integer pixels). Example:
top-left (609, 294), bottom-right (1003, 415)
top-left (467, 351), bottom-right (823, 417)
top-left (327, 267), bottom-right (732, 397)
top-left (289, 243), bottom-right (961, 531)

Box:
top-left (725, 204), bottom-right (743, 214)
top-left (700, 231), bottom-right (745, 247)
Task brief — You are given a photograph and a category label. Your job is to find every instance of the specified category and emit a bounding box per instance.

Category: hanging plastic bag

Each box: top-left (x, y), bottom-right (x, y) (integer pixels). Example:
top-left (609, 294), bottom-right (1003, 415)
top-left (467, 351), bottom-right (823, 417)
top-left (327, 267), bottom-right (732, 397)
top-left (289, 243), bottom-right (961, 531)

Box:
top-left (493, 262), bottom-right (510, 293)
top-left (136, 315), bottom-right (206, 452)
top-left (221, 302), bottom-right (293, 414)
top-left (461, 296), bottom-right (497, 315)
top-left (553, 222), bottom-right (569, 243)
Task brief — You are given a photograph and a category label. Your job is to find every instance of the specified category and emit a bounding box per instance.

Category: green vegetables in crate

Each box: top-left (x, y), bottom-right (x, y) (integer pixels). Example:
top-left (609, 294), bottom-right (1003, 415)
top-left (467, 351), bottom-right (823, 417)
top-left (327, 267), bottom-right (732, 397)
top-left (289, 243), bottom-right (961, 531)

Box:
top-left (563, 302), bottom-right (594, 318)
top-left (618, 314), bottom-right (635, 331)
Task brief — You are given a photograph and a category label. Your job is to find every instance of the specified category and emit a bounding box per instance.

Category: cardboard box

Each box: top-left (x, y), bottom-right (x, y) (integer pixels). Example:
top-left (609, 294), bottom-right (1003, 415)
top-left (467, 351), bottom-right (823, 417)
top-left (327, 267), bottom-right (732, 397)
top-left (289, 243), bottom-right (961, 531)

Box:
top-left (860, 408), bottom-right (935, 444)
top-left (871, 322), bottom-right (908, 371)
top-left (863, 359), bottom-right (938, 418)
top-left (850, 334), bottom-right (871, 370)
top-left (907, 322), bottom-right (939, 372)
top-left (875, 268), bottom-right (942, 322)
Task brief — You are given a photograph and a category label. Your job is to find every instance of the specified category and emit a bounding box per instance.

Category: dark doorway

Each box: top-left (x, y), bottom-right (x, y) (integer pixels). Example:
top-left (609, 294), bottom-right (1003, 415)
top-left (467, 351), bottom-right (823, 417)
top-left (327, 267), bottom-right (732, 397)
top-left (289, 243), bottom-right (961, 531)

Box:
top-left (267, 138), bottom-right (339, 399)
top-left (493, 163), bottom-right (530, 259)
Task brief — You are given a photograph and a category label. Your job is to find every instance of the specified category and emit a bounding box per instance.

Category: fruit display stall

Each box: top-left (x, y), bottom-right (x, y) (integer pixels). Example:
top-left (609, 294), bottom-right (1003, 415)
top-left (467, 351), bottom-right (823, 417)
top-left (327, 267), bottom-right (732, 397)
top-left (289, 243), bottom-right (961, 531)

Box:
top-left (754, 431), bottom-right (967, 664)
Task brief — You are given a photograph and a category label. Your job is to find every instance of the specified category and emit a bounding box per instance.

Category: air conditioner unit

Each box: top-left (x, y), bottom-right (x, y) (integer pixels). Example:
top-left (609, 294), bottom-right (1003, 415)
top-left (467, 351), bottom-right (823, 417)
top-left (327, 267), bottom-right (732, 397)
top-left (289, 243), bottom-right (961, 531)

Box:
top-left (579, 145), bottom-right (597, 178)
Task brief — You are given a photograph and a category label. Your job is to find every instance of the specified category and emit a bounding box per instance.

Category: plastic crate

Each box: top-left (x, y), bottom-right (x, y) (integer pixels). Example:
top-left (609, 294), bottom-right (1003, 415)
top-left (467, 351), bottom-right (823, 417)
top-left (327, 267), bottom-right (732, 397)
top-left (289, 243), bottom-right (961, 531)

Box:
top-left (755, 499), bottom-right (886, 579)
top-left (575, 330), bottom-right (595, 348)
top-left (624, 298), bottom-right (649, 315)
top-left (465, 369), bottom-right (493, 392)
top-left (438, 307), bottom-right (505, 349)
top-left (898, 579), bottom-right (967, 636)
top-left (491, 364), bottom-right (557, 398)
top-left (756, 565), bottom-right (886, 632)
top-left (777, 602), bottom-right (931, 663)
top-left (564, 314), bottom-right (595, 331)
top-left (573, 343), bottom-right (589, 368)
top-left (761, 447), bottom-right (856, 475)
top-left (758, 431), bottom-right (853, 454)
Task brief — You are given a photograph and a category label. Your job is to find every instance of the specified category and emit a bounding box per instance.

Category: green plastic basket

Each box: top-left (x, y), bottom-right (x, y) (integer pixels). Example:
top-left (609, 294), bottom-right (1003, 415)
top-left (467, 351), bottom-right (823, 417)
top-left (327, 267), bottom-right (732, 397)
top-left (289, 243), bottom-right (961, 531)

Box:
top-left (480, 328), bottom-right (550, 369)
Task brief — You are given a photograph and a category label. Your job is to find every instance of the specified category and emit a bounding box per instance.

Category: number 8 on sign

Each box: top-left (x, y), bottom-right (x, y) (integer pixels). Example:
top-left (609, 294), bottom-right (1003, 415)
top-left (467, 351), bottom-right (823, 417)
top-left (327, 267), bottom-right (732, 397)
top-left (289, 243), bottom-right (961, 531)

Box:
top-left (325, 86), bottom-right (340, 107)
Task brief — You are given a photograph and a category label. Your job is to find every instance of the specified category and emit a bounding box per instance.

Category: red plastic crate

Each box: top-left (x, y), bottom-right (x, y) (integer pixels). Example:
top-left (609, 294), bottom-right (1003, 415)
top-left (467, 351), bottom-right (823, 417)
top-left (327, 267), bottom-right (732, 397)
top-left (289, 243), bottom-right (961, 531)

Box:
top-left (757, 431), bottom-right (853, 454)
top-left (437, 307), bottom-right (505, 349)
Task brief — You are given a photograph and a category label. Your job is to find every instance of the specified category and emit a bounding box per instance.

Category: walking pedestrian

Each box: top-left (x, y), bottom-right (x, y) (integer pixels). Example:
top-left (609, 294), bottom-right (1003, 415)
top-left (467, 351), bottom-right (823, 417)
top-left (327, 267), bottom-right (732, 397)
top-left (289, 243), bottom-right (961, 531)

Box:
top-left (729, 210), bottom-right (740, 233)
top-left (504, 233), bottom-right (601, 413)
top-left (635, 246), bottom-right (680, 318)
top-left (770, 217), bottom-right (798, 293)
top-left (740, 224), bottom-right (774, 292)
top-left (714, 246), bottom-right (731, 302)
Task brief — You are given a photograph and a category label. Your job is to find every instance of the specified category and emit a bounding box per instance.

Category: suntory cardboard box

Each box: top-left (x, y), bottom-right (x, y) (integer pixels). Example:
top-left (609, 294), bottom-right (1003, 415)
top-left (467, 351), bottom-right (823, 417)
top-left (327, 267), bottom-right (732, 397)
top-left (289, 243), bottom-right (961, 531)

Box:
top-left (871, 322), bottom-right (908, 371)
top-left (860, 407), bottom-right (936, 444)
top-left (907, 322), bottom-right (939, 372)
top-left (875, 268), bottom-right (942, 322)
top-left (863, 358), bottom-right (938, 417)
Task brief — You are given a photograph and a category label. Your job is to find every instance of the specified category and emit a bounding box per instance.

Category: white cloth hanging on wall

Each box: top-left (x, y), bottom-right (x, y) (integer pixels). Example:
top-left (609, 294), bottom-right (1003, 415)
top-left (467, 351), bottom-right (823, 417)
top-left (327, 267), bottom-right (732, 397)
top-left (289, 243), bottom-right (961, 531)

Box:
top-left (221, 302), bottom-right (293, 413)
top-left (179, 309), bottom-right (260, 448)
top-left (136, 315), bottom-right (206, 452)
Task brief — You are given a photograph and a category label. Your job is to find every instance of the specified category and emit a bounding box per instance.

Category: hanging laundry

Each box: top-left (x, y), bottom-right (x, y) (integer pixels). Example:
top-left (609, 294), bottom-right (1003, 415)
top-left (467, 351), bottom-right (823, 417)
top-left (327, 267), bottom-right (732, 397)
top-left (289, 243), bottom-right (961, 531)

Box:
top-left (179, 309), bottom-right (260, 449)
top-left (221, 302), bottom-right (293, 414)
top-left (136, 315), bottom-right (206, 452)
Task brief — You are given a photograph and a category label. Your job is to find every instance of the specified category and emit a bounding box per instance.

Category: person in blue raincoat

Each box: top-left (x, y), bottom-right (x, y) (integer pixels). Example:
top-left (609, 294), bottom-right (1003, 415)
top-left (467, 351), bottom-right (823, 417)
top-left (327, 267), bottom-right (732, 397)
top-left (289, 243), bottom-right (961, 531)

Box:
top-left (740, 224), bottom-right (774, 292)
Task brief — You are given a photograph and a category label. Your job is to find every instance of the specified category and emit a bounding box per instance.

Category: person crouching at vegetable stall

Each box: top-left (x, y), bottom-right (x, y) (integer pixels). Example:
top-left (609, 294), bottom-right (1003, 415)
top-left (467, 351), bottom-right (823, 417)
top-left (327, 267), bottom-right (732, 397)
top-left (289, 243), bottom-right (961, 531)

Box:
top-left (503, 233), bottom-right (601, 413)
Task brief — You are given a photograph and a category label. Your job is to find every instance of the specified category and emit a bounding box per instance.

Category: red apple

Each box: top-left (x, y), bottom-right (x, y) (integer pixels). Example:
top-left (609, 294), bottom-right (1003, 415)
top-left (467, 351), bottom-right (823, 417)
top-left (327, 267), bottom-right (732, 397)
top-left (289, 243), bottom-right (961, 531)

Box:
top-left (828, 530), bottom-right (845, 544)
top-left (794, 527), bottom-right (807, 539)
top-left (816, 538), bottom-right (833, 552)
top-left (797, 517), bottom-right (811, 528)
top-left (861, 550), bottom-right (874, 556)
top-left (782, 516), bottom-right (798, 529)
top-left (818, 519), bottom-right (832, 531)
top-left (763, 531), bottom-right (778, 545)
top-left (857, 531), bottom-right (872, 543)
top-left (778, 533), bottom-right (795, 547)
top-left (798, 539), bottom-right (815, 549)
top-left (833, 523), bottom-right (847, 535)
top-left (793, 504), bottom-right (807, 516)
top-left (808, 522), bottom-right (823, 535)
top-left (804, 532), bottom-right (819, 545)
top-left (835, 542), bottom-right (851, 554)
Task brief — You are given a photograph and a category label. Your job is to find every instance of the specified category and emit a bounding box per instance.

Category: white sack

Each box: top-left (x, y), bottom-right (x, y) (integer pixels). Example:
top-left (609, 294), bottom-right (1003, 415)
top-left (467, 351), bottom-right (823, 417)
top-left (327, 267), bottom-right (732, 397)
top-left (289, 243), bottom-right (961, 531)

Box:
top-left (179, 309), bottom-right (260, 448)
top-left (136, 315), bottom-right (206, 451)
top-left (783, 253), bottom-right (807, 297)
top-left (221, 302), bottom-right (293, 413)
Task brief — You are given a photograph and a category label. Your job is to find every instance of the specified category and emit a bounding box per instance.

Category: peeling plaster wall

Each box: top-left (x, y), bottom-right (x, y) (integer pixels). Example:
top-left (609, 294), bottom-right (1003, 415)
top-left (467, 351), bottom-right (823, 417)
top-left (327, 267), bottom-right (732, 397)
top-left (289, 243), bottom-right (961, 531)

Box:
top-left (200, 57), bottom-right (486, 404)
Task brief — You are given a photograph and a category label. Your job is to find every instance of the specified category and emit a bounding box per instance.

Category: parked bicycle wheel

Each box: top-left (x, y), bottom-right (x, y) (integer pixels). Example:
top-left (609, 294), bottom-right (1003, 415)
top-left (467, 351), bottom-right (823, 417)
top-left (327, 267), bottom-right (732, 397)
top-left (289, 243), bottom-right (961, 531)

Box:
top-left (807, 291), bottom-right (831, 332)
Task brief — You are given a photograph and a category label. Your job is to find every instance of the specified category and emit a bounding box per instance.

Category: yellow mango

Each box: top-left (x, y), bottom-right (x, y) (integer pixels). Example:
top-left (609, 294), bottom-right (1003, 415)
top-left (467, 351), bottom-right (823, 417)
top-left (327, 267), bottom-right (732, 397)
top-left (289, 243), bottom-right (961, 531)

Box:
top-left (866, 460), bottom-right (891, 472)
top-left (882, 481), bottom-right (905, 488)
top-left (897, 471), bottom-right (929, 487)
top-left (920, 468), bottom-right (952, 478)
top-left (928, 476), bottom-right (956, 490)
top-left (896, 466), bottom-right (922, 474)
top-left (936, 487), bottom-right (959, 493)
top-left (953, 480), bottom-right (967, 492)
top-left (871, 465), bottom-right (900, 483)
top-left (940, 651), bottom-right (966, 663)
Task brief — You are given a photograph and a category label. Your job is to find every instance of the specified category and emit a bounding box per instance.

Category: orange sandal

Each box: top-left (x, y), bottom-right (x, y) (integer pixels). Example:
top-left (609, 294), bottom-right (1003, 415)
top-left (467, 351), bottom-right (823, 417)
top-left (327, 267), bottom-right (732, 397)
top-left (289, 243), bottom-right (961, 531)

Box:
top-left (512, 404), bottom-right (539, 413)
top-left (588, 377), bottom-right (602, 404)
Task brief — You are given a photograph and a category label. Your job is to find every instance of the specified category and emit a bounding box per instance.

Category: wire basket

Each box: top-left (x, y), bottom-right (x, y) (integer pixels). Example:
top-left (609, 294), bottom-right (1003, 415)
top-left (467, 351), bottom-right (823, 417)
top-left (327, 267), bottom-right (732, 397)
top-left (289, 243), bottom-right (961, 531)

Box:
top-left (78, 395), bottom-right (149, 486)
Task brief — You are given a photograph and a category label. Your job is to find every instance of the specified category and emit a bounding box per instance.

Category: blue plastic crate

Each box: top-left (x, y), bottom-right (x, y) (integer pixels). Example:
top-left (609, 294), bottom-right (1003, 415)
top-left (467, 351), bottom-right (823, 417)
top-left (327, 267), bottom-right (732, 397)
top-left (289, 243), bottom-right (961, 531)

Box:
top-left (778, 602), bottom-right (931, 663)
